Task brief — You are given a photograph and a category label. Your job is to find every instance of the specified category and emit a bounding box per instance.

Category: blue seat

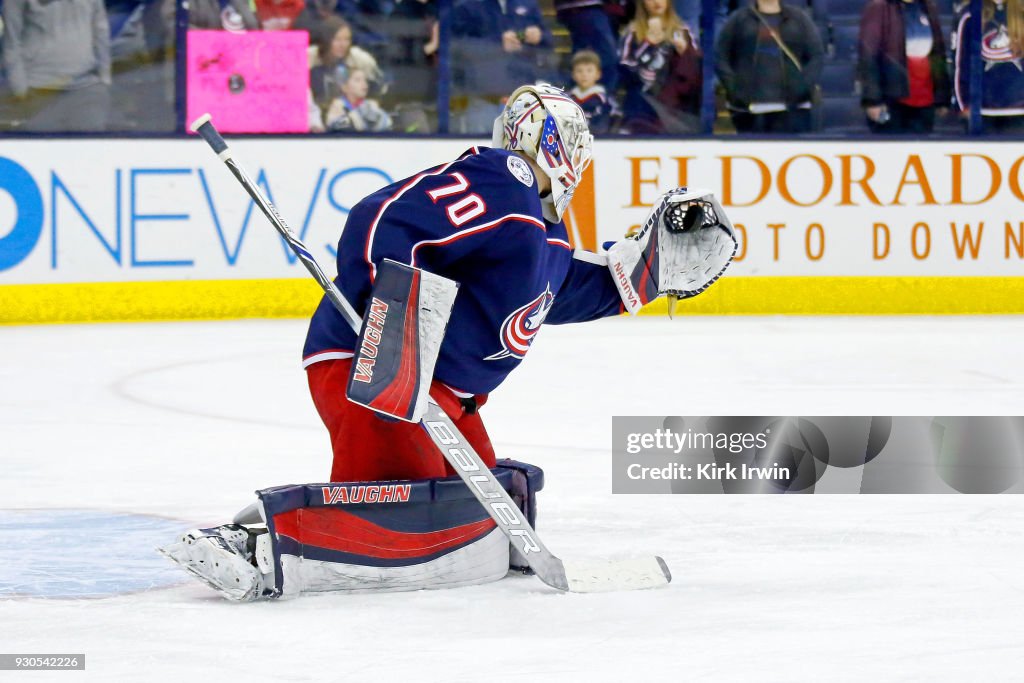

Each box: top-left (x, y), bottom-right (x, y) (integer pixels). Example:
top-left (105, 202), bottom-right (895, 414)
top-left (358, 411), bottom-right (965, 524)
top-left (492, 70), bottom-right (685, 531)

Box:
top-left (827, 0), bottom-right (865, 20)
top-left (821, 61), bottom-right (857, 96)
top-left (831, 20), bottom-right (861, 62)
top-left (819, 96), bottom-right (866, 132)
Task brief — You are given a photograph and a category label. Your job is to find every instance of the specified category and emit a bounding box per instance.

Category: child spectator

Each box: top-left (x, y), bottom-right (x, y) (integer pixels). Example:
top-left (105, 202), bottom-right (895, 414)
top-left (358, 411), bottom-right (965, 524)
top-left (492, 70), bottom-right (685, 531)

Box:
top-left (954, 0), bottom-right (1024, 133)
top-left (715, 0), bottom-right (823, 134)
top-left (310, 16), bottom-right (386, 110)
top-left (858, 0), bottom-right (950, 134)
top-left (619, 0), bottom-right (702, 134)
top-left (569, 49), bottom-right (615, 134)
top-left (324, 67), bottom-right (393, 131)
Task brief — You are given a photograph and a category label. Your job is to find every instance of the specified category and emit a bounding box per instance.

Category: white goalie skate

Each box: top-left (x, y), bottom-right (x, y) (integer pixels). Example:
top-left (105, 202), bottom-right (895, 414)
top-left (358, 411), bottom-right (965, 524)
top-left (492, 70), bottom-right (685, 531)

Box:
top-left (158, 525), bottom-right (266, 602)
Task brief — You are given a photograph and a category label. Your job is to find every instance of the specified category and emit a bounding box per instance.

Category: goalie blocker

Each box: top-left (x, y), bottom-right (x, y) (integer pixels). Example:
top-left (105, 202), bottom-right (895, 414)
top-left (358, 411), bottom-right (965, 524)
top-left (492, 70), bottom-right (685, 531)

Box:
top-left (606, 187), bottom-right (737, 315)
top-left (159, 460), bottom-right (543, 601)
top-left (346, 258), bottom-right (459, 423)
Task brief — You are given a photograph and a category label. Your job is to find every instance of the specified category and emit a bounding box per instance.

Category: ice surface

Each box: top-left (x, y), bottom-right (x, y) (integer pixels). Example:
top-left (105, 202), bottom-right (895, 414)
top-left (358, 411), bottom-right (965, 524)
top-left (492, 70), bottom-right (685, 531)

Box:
top-left (0, 510), bottom-right (186, 598)
top-left (1, 316), bottom-right (1023, 681)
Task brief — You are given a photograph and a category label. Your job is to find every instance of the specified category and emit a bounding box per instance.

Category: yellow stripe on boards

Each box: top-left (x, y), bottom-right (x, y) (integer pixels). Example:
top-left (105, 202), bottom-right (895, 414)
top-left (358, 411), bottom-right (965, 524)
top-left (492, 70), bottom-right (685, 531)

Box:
top-left (0, 279), bottom-right (324, 324)
top-left (643, 277), bottom-right (1024, 315)
top-left (2, 276), bottom-right (1023, 324)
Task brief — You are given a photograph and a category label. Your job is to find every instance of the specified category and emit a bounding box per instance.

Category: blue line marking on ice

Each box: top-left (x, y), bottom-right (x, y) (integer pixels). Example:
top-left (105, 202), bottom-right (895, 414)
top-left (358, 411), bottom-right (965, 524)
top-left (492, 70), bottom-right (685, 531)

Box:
top-left (0, 510), bottom-right (189, 598)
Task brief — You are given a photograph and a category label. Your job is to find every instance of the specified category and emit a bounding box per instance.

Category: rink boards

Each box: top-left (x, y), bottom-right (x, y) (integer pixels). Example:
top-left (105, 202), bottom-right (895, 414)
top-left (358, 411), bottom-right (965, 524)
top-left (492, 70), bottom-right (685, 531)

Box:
top-left (2, 138), bottom-right (1022, 322)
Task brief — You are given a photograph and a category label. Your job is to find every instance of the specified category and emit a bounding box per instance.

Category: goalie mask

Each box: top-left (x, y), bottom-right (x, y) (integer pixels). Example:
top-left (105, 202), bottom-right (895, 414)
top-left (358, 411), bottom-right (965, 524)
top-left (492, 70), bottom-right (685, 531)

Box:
top-left (492, 84), bottom-right (594, 223)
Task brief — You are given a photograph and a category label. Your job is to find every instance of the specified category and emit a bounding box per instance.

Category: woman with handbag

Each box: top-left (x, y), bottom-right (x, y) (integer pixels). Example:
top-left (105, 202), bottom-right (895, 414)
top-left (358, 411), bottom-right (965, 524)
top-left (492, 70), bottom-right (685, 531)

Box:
top-left (714, 0), bottom-right (824, 133)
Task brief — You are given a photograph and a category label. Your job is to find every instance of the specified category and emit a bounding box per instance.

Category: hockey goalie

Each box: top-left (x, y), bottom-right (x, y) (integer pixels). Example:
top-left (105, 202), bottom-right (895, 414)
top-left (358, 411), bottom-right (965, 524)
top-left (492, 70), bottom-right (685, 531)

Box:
top-left (161, 84), bottom-right (737, 600)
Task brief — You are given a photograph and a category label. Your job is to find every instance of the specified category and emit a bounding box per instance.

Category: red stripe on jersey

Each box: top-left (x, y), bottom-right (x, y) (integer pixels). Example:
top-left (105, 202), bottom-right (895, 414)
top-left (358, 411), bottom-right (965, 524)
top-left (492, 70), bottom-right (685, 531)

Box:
top-left (547, 238), bottom-right (571, 250)
top-left (273, 507), bottom-right (496, 559)
top-left (365, 160), bottom-right (458, 283)
top-left (408, 214), bottom-right (546, 267)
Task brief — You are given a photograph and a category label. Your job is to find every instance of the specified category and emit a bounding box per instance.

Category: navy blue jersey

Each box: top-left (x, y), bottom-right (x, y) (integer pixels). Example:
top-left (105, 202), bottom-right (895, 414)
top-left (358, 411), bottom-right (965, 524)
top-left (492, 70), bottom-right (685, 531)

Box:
top-left (954, 5), bottom-right (1024, 114)
top-left (570, 84), bottom-right (615, 134)
top-left (303, 147), bottom-right (623, 395)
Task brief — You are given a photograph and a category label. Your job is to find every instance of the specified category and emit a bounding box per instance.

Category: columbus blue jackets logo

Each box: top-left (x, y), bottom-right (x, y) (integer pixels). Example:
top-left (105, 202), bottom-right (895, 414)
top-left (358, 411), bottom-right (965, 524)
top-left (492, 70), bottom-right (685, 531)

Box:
top-left (485, 285), bottom-right (555, 361)
top-left (981, 27), bottom-right (1023, 68)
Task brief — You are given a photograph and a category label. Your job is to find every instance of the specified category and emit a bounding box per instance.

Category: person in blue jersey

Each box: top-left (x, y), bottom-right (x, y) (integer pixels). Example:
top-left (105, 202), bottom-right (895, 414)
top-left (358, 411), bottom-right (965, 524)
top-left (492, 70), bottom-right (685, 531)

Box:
top-left (954, 0), bottom-right (1024, 133)
top-left (302, 83), bottom-right (628, 483)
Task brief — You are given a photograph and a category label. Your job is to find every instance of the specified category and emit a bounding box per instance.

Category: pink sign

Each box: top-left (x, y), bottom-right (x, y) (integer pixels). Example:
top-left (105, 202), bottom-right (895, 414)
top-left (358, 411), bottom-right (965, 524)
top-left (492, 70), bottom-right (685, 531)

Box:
top-left (187, 30), bottom-right (310, 134)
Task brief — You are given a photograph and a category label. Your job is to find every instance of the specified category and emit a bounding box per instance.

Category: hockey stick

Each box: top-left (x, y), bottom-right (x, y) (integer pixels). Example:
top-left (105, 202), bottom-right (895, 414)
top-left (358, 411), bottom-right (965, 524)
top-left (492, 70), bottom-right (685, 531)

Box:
top-left (190, 115), bottom-right (671, 593)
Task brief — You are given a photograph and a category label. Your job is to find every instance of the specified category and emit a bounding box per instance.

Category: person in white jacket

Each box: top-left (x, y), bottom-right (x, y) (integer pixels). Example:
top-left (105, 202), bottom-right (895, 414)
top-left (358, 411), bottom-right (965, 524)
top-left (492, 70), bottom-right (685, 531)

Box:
top-left (2, 0), bottom-right (111, 131)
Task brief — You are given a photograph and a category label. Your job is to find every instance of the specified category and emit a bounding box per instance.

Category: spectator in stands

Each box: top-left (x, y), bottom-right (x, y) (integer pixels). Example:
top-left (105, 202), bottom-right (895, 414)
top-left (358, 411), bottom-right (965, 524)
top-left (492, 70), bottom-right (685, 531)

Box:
top-left (715, 0), bottom-right (823, 133)
top-left (2, 0), bottom-right (111, 131)
top-left (619, 0), bottom-right (702, 134)
top-left (569, 49), bottom-right (616, 133)
top-left (255, 0), bottom-right (306, 30)
top-left (954, 0), bottom-right (1024, 133)
top-left (310, 16), bottom-right (386, 110)
top-left (858, 0), bottom-right (950, 134)
top-left (450, 0), bottom-right (555, 132)
top-left (324, 66), bottom-right (393, 131)
top-left (554, 0), bottom-right (621, 92)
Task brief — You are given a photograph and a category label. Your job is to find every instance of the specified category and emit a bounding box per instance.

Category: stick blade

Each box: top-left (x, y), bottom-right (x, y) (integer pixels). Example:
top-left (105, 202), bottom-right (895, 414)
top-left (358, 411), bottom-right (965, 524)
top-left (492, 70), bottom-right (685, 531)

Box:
top-left (561, 556), bottom-right (671, 593)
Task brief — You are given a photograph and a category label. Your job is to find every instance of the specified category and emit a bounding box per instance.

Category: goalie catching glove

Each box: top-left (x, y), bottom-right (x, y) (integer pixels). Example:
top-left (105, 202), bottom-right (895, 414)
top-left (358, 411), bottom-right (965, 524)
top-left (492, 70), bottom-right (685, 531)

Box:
top-left (606, 187), bottom-right (737, 316)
